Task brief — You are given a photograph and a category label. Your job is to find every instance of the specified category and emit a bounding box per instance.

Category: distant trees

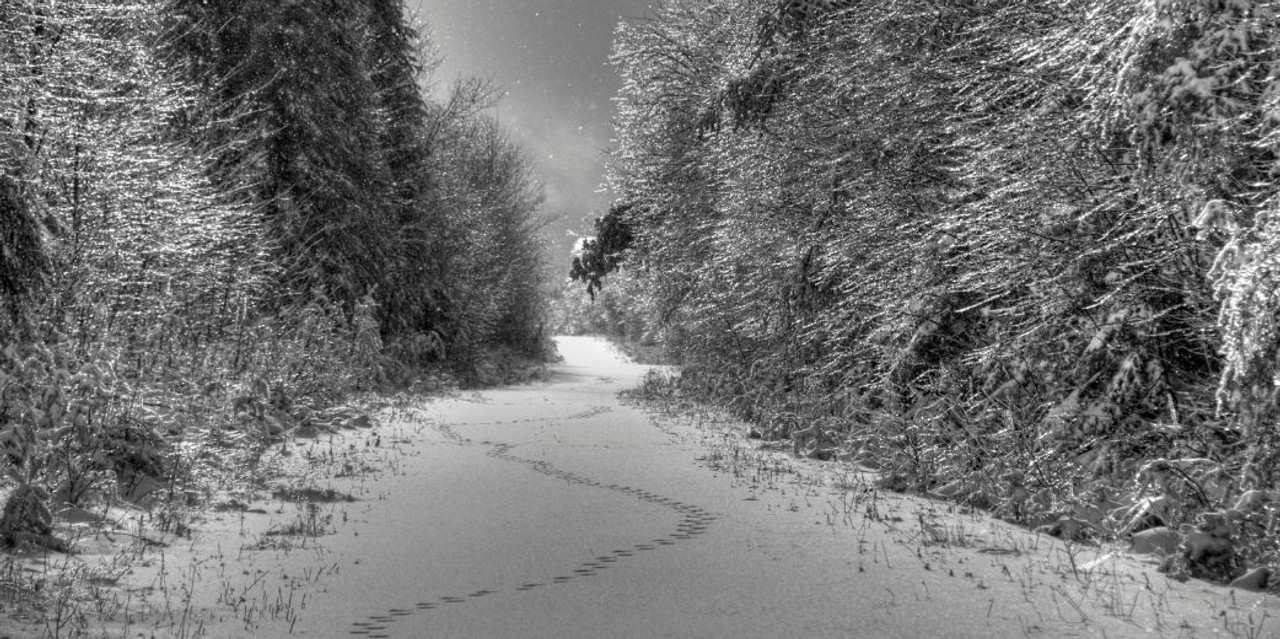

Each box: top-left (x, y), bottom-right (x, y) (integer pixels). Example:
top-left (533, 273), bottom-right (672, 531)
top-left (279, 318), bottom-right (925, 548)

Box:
top-left (436, 112), bottom-right (549, 363)
top-left (597, 0), bottom-right (1280, 568)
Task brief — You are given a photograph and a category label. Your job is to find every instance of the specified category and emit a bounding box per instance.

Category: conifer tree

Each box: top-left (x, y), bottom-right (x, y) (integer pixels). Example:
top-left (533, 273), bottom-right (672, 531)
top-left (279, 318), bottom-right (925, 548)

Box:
top-left (165, 0), bottom-right (397, 309)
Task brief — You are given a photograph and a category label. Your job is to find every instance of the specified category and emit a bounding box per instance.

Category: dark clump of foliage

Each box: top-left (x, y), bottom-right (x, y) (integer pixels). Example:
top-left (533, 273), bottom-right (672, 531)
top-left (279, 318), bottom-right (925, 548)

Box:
top-left (0, 175), bottom-right (48, 335)
top-left (584, 0), bottom-right (1280, 584)
top-left (570, 203), bottom-right (636, 300)
top-left (0, 0), bottom-right (553, 556)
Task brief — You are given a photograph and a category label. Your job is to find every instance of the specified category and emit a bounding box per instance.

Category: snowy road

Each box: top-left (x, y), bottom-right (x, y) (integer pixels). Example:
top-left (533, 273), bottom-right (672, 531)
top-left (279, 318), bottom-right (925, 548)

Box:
top-left (187, 336), bottom-right (1277, 639)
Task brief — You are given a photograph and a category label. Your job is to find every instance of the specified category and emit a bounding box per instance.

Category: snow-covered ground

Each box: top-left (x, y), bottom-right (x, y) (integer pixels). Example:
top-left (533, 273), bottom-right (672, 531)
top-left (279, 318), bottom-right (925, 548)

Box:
top-left (15, 336), bottom-right (1275, 638)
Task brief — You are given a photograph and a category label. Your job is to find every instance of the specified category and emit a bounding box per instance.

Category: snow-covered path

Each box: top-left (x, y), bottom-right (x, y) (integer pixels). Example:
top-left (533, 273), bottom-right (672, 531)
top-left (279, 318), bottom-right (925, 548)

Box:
top-left (185, 336), bottom-right (1276, 639)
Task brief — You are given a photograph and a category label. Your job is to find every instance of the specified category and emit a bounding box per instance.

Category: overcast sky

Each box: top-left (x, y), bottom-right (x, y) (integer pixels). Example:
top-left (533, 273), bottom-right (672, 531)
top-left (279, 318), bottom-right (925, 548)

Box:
top-left (408, 0), bottom-right (655, 259)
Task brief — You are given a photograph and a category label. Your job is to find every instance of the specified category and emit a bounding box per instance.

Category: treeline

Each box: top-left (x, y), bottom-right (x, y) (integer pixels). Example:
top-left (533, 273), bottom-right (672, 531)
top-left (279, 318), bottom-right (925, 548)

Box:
top-left (576, 0), bottom-right (1280, 576)
top-left (0, 0), bottom-right (549, 543)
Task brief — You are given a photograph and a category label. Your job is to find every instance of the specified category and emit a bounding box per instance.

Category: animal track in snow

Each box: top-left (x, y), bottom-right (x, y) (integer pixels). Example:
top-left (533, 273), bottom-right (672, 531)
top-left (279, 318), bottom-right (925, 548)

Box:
top-left (349, 414), bottom-right (717, 636)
